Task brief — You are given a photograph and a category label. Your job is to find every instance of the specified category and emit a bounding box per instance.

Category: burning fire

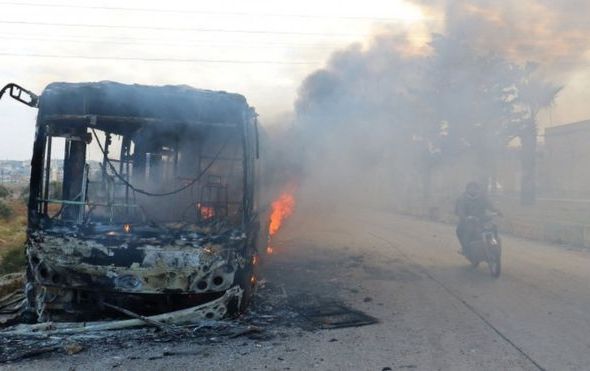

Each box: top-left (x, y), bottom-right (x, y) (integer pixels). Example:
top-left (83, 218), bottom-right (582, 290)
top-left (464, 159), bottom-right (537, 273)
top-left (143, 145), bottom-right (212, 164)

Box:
top-left (197, 203), bottom-right (215, 220)
top-left (266, 187), bottom-right (296, 255)
top-left (269, 190), bottom-right (295, 236)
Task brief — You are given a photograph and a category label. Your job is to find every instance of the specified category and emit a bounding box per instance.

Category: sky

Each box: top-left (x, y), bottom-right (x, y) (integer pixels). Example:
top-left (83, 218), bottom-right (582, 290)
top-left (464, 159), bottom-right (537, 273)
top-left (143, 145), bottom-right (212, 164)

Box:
top-left (0, 0), bottom-right (426, 159)
top-left (0, 0), bottom-right (589, 159)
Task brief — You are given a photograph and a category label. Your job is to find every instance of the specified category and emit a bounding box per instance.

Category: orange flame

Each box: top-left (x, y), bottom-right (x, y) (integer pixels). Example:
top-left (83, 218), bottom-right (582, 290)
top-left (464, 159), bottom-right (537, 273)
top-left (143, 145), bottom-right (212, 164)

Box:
top-left (197, 203), bottom-right (215, 220)
top-left (269, 190), bottom-right (295, 236)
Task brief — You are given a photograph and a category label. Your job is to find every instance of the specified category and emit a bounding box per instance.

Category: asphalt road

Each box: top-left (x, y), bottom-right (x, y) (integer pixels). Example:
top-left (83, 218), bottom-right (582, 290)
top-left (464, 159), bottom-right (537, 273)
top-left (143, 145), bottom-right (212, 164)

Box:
top-left (6, 209), bottom-right (590, 370)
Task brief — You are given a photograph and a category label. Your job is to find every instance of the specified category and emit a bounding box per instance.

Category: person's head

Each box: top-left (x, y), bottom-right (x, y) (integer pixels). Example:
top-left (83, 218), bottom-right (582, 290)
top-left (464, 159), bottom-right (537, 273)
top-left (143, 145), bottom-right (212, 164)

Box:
top-left (465, 181), bottom-right (481, 197)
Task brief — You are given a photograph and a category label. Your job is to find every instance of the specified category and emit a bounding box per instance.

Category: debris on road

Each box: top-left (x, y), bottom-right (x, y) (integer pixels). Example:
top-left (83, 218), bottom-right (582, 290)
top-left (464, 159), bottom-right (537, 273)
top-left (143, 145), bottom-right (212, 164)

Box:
top-left (286, 292), bottom-right (378, 330)
top-left (63, 342), bottom-right (84, 355)
top-left (2, 286), bottom-right (242, 336)
top-left (0, 273), bottom-right (378, 363)
top-left (0, 273), bottom-right (25, 326)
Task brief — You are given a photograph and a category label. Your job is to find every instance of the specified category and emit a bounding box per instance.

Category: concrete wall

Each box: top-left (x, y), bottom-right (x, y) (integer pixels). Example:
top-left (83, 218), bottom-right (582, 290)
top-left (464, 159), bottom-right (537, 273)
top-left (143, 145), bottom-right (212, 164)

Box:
top-left (543, 120), bottom-right (590, 198)
top-left (392, 119), bottom-right (590, 248)
top-left (397, 195), bottom-right (590, 249)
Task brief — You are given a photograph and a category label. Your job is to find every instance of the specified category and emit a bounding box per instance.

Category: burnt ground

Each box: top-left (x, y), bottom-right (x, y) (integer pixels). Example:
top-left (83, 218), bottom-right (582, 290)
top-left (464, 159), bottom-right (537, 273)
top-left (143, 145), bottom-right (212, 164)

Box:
top-left (4, 209), bottom-right (590, 370)
top-left (0, 237), bottom-right (382, 367)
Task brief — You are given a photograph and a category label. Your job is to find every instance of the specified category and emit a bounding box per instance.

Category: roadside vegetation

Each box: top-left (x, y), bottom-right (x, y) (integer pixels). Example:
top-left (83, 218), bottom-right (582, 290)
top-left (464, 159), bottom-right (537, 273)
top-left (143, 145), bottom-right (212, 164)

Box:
top-left (0, 184), bottom-right (27, 275)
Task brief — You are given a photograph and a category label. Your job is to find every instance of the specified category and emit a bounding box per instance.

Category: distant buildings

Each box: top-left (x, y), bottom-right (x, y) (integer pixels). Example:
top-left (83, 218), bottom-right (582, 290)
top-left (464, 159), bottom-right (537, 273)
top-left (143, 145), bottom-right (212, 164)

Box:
top-left (0, 160), bottom-right (31, 185)
top-left (0, 159), bottom-right (102, 186)
top-left (0, 159), bottom-right (64, 185)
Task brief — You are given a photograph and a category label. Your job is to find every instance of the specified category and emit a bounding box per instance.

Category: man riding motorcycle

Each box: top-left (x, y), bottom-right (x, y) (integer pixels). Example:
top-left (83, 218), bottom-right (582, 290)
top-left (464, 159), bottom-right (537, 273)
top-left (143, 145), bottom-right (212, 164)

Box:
top-left (455, 182), bottom-right (502, 254)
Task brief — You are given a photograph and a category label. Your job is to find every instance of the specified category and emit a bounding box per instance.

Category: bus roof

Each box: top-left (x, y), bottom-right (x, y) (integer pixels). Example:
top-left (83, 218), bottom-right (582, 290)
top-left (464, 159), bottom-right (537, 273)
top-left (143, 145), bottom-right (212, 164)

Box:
top-left (39, 81), bottom-right (255, 127)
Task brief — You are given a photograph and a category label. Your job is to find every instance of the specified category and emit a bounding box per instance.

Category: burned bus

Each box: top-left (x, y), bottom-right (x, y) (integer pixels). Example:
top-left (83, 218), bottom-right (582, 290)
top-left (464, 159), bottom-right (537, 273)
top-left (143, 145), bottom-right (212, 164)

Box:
top-left (0, 82), bottom-right (267, 322)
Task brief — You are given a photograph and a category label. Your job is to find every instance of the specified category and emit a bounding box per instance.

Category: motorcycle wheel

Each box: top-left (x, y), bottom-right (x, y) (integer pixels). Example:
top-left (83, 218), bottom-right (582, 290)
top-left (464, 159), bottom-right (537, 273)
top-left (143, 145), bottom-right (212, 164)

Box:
top-left (488, 250), bottom-right (501, 278)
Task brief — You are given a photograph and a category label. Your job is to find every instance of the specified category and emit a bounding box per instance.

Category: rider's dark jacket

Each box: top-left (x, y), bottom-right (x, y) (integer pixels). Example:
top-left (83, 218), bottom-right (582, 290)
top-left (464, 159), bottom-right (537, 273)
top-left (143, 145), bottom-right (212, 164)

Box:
top-left (455, 192), bottom-right (496, 221)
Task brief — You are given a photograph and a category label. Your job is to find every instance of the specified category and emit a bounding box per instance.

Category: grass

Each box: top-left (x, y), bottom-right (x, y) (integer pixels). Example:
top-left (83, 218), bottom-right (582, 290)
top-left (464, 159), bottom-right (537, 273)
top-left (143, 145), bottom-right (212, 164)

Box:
top-left (0, 198), bottom-right (27, 275)
top-left (0, 185), bottom-right (10, 199)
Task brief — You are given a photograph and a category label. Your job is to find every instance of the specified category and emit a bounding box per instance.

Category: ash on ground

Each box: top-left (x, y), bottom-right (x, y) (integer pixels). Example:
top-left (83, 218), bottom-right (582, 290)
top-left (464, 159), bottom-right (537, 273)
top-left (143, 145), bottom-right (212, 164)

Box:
top-left (1, 246), bottom-right (380, 364)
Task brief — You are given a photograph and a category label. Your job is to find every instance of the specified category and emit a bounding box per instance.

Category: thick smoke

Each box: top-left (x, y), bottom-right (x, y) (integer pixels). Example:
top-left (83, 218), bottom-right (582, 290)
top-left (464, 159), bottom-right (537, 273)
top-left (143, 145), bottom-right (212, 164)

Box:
top-left (292, 35), bottom-right (431, 211)
top-left (423, 0), bottom-right (590, 77)
top-left (284, 0), bottom-right (586, 213)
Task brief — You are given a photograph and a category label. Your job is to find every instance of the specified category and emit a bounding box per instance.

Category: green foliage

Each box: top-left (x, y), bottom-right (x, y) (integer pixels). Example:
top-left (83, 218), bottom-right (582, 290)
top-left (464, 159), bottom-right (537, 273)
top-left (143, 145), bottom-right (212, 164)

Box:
top-left (19, 186), bottom-right (29, 204)
top-left (0, 198), bottom-right (26, 274)
top-left (0, 185), bottom-right (10, 199)
top-left (0, 246), bottom-right (25, 275)
top-left (0, 201), bottom-right (13, 220)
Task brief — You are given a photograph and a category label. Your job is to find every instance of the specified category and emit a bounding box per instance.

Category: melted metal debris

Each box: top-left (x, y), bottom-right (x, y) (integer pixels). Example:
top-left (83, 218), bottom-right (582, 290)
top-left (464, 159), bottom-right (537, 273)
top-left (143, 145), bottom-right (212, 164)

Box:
top-left (0, 286), bottom-right (243, 363)
top-left (0, 273), bottom-right (25, 327)
top-left (0, 320), bottom-right (258, 363)
top-left (0, 279), bottom-right (378, 363)
top-left (293, 301), bottom-right (379, 329)
top-left (245, 282), bottom-right (379, 330)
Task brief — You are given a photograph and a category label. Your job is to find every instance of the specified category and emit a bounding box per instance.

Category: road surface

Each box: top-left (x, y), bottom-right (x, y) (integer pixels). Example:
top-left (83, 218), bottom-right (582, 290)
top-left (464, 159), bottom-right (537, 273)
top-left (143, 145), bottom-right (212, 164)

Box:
top-left (6, 209), bottom-right (590, 370)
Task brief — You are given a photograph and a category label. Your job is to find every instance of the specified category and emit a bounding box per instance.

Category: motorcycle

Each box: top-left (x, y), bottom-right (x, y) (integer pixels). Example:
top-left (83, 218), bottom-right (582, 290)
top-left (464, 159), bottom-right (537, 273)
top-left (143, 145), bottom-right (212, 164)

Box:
top-left (461, 214), bottom-right (502, 278)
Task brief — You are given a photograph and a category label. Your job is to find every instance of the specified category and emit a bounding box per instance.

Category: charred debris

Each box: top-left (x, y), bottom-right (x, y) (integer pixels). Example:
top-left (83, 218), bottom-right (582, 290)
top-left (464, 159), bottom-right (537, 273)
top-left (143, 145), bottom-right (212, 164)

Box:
top-left (0, 81), bottom-right (268, 323)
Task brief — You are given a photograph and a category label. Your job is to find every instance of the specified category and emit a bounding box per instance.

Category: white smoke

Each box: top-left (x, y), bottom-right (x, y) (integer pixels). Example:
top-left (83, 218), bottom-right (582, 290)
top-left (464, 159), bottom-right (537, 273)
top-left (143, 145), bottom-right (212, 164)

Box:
top-left (286, 0), bottom-right (583, 211)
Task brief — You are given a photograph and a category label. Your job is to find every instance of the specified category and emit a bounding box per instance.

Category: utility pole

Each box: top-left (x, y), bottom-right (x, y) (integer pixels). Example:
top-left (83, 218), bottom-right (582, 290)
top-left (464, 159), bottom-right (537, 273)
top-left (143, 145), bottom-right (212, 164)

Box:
top-left (520, 120), bottom-right (537, 205)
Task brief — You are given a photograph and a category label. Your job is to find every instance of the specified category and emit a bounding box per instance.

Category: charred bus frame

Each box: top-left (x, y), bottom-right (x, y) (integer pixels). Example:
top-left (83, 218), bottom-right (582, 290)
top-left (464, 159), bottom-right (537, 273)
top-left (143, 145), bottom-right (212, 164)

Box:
top-left (1, 82), bottom-right (266, 322)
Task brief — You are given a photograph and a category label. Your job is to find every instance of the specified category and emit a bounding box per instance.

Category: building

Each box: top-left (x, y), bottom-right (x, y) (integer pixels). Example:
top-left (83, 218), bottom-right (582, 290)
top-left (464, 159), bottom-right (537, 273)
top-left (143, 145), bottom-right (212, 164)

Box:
top-left (543, 119), bottom-right (590, 198)
top-left (0, 160), bottom-right (31, 184)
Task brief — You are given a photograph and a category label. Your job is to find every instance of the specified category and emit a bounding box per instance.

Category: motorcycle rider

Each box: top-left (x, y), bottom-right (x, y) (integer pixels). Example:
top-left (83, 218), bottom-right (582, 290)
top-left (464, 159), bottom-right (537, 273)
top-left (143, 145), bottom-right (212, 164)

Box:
top-left (455, 181), bottom-right (501, 254)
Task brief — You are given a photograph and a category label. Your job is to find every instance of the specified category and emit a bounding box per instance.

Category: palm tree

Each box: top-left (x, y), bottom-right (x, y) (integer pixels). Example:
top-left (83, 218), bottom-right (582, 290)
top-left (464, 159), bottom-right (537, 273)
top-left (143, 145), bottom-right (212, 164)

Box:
top-left (515, 63), bottom-right (562, 205)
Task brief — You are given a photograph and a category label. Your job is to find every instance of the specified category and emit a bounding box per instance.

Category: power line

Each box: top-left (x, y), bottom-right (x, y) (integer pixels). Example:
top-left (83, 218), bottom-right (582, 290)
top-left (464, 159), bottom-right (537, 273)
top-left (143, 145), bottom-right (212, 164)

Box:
top-left (0, 30), bottom-right (351, 46)
top-left (0, 51), bottom-right (320, 65)
top-left (0, 19), bottom-right (367, 38)
top-left (0, 33), bottom-right (338, 46)
top-left (0, 1), bottom-right (428, 22)
top-left (0, 34), bottom-right (345, 49)
top-left (0, 30), bottom-right (574, 47)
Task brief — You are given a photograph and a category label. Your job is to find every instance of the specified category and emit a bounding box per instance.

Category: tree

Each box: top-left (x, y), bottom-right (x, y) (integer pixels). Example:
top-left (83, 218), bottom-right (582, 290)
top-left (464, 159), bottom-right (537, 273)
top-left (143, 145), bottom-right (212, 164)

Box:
top-left (0, 201), bottom-right (12, 220)
top-left (424, 40), bottom-right (561, 203)
top-left (0, 185), bottom-right (10, 199)
top-left (424, 36), bottom-right (527, 193)
top-left (514, 65), bottom-right (562, 205)
top-left (294, 33), bottom-right (561, 206)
